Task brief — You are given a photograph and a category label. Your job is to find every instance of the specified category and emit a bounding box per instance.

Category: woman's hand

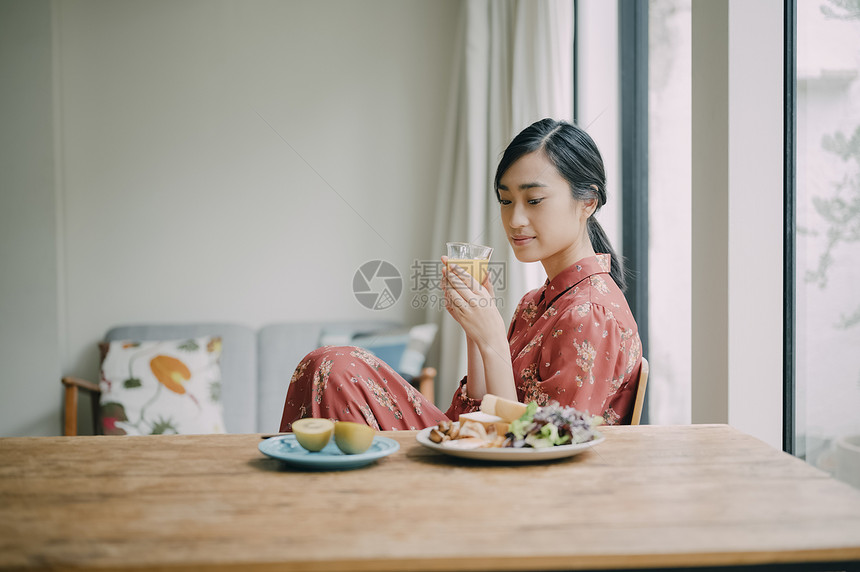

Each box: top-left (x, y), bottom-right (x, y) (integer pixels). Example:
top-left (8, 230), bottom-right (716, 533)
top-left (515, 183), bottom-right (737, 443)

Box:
top-left (440, 256), bottom-right (505, 343)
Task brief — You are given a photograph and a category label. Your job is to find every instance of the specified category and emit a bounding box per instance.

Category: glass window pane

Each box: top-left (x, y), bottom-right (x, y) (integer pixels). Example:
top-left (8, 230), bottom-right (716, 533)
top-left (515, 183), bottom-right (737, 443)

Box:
top-left (648, 0), bottom-right (692, 424)
top-left (796, 0), bottom-right (860, 488)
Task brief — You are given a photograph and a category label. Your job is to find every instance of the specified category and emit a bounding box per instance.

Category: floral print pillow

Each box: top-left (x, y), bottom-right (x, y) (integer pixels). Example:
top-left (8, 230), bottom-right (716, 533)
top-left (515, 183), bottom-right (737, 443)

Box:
top-left (99, 337), bottom-right (225, 435)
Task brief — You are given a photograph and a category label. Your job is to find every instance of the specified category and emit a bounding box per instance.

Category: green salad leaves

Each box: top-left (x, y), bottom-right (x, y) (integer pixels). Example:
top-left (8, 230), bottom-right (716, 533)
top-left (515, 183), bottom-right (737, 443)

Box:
top-left (508, 402), bottom-right (602, 448)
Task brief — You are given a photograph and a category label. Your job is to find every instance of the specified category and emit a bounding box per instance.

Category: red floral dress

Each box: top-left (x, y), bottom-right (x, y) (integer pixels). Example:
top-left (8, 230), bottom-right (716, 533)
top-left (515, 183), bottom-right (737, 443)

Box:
top-left (279, 254), bottom-right (643, 431)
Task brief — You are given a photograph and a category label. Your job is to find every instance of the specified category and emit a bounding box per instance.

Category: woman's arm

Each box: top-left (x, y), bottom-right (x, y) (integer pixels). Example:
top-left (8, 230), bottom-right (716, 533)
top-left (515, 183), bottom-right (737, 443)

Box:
top-left (472, 326), bottom-right (517, 401)
top-left (465, 331), bottom-right (519, 401)
top-left (442, 257), bottom-right (518, 401)
top-left (465, 337), bottom-right (487, 398)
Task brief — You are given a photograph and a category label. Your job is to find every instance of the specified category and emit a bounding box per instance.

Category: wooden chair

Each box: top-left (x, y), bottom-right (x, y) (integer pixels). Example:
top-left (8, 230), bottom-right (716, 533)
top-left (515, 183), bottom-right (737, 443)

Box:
top-left (630, 357), bottom-right (649, 425)
top-left (415, 367), bottom-right (437, 404)
top-left (61, 377), bottom-right (101, 436)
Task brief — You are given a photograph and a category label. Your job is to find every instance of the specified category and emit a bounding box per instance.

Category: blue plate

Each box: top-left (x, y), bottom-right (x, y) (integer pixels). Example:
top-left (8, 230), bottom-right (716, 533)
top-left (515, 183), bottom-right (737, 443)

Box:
top-left (258, 434), bottom-right (400, 470)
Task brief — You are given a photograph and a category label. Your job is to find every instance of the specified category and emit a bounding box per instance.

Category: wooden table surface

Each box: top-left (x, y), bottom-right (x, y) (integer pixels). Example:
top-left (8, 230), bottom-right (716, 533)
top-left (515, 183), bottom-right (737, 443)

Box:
top-left (2, 424), bottom-right (860, 571)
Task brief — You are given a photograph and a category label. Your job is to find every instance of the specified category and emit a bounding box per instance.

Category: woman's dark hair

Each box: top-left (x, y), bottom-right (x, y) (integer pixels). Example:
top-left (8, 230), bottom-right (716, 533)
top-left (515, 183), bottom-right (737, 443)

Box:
top-left (494, 118), bottom-right (626, 291)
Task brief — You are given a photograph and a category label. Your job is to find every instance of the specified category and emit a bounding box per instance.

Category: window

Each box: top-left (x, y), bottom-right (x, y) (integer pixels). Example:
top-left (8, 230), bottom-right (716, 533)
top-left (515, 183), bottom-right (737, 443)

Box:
top-left (647, 0), bottom-right (692, 425)
top-left (795, 0), bottom-right (860, 486)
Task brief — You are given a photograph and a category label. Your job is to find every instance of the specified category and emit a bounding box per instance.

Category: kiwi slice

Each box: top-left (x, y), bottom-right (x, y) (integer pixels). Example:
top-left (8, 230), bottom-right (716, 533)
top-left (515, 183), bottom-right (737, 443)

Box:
top-left (291, 418), bottom-right (334, 452)
top-left (333, 421), bottom-right (375, 454)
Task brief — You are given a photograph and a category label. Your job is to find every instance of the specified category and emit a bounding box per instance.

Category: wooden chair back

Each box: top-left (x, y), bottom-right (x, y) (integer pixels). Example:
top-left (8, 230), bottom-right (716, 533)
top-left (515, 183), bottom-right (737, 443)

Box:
top-left (630, 357), bottom-right (649, 425)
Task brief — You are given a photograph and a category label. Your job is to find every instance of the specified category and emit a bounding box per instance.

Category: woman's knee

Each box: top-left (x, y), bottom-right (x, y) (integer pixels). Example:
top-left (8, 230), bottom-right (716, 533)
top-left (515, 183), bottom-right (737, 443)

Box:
top-left (303, 345), bottom-right (358, 362)
top-left (297, 346), bottom-right (365, 377)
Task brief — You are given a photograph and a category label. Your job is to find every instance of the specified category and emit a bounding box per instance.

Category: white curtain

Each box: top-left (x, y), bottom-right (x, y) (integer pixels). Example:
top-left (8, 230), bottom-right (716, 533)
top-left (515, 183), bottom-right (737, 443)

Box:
top-left (426, 0), bottom-right (574, 405)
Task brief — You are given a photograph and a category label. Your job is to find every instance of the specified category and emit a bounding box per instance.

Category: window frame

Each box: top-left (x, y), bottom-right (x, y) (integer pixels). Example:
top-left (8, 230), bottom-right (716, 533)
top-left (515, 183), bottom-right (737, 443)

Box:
top-left (619, 0), bottom-right (651, 424)
top-left (782, 0), bottom-right (797, 456)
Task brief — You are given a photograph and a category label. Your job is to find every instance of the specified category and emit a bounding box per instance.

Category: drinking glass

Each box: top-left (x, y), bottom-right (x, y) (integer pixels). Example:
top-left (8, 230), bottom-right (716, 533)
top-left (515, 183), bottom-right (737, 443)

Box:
top-left (445, 242), bottom-right (493, 288)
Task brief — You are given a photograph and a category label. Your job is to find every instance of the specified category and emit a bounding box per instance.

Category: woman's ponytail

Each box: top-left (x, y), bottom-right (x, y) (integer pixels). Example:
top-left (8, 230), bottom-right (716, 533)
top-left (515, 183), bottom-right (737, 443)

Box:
top-left (587, 216), bottom-right (627, 291)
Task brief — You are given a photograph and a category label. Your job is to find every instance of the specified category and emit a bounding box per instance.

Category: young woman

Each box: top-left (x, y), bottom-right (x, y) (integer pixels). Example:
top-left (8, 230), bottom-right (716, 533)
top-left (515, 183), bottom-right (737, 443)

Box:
top-left (279, 119), bottom-right (642, 432)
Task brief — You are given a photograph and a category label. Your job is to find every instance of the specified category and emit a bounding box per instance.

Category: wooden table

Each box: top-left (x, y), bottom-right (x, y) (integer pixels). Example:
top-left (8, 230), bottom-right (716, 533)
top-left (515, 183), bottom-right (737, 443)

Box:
top-left (2, 424), bottom-right (860, 571)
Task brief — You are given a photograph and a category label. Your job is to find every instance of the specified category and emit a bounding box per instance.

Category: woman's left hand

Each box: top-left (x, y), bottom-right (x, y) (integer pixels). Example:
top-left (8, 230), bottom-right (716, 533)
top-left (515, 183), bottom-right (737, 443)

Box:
top-left (441, 256), bottom-right (507, 345)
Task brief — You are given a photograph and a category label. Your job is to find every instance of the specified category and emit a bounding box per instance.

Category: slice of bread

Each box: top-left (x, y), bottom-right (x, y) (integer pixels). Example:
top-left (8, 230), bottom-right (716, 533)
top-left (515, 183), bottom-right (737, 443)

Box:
top-left (480, 394), bottom-right (529, 423)
top-left (493, 421), bottom-right (511, 436)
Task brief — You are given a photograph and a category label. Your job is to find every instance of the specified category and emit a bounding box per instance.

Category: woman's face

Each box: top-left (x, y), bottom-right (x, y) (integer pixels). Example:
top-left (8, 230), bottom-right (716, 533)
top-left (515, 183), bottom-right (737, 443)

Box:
top-left (498, 150), bottom-right (596, 278)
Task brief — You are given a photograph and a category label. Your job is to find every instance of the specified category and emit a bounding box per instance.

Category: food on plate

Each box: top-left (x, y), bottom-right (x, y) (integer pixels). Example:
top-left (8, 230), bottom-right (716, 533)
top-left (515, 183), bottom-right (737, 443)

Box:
top-left (480, 394), bottom-right (529, 422)
top-left (333, 421), bottom-right (376, 454)
top-left (291, 418), bottom-right (335, 452)
top-left (428, 420), bottom-right (455, 443)
top-left (508, 402), bottom-right (602, 448)
top-left (457, 411), bottom-right (505, 431)
top-left (428, 396), bottom-right (602, 450)
top-left (455, 419), bottom-right (488, 440)
top-left (432, 419), bottom-right (507, 448)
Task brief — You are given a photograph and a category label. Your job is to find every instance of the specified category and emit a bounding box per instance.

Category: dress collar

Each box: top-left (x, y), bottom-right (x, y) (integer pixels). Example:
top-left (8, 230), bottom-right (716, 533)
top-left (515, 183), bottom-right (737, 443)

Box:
top-left (538, 254), bottom-right (612, 307)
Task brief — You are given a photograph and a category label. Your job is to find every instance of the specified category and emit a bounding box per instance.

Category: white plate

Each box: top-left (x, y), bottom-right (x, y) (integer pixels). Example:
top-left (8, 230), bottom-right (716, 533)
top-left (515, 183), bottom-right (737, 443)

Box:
top-left (416, 425), bottom-right (604, 462)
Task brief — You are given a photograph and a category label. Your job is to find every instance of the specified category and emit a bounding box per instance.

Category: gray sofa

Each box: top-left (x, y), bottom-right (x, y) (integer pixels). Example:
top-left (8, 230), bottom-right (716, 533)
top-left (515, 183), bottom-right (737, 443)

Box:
top-left (62, 320), bottom-right (436, 435)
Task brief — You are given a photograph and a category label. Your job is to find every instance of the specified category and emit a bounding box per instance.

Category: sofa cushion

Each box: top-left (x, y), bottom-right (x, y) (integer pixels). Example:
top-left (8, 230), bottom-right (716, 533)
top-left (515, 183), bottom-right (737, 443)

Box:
top-left (349, 323), bottom-right (438, 381)
top-left (99, 336), bottom-right (225, 435)
top-left (105, 324), bottom-right (256, 433)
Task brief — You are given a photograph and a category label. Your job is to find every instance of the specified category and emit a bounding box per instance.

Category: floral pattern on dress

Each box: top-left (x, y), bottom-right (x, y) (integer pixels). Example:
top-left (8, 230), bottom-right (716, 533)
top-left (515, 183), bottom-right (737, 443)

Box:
top-left (279, 346), bottom-right (447, 432)
top-left (312, 357), bottom-right (334, 404)
top-left (290, 359), bottom-right (311, 385)
top-left (359, 404), bottom-right (381, 430)
top-left (519, 364), bottom-right (551, 406)
top-left (350, 348), bottom-right (380, 370)
top-left (625, 334), bottom-right (642, 374)
top-left (521, 300), bottom-right (540, 325)
top-left (404, 382), bottom-right (424, 416)
top-left (574, 302), bottom-right (592, 317)
top-left (607, 375), bottom-right (625, 396)
top-left (362, 377), bottom-right (403, 420)
top-left (450, 378), bottom-right (480, 414)
top-left (596, 255), bottom-right (611, 273)
top-left (572, 338), bottom-right (597, 384)
top-left (590, 275), bottom-right (611, 295)
top-left (516, 333), bottom-right (544, 359)
top-left (603, 407), bottom-right (621, 425)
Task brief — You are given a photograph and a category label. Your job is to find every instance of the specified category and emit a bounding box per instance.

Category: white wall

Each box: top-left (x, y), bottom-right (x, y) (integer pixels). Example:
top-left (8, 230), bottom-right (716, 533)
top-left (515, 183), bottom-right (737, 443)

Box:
top-left (691, 0), bottom-right (784, 449)
top-left (691, 0), bottom-right (729, 426)
top-left (726, 0), bottom-right (783, 449)
top-left (0, 0), bottom-right (460, 436)
top-left (0, 0), bottom-right (62, 436)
